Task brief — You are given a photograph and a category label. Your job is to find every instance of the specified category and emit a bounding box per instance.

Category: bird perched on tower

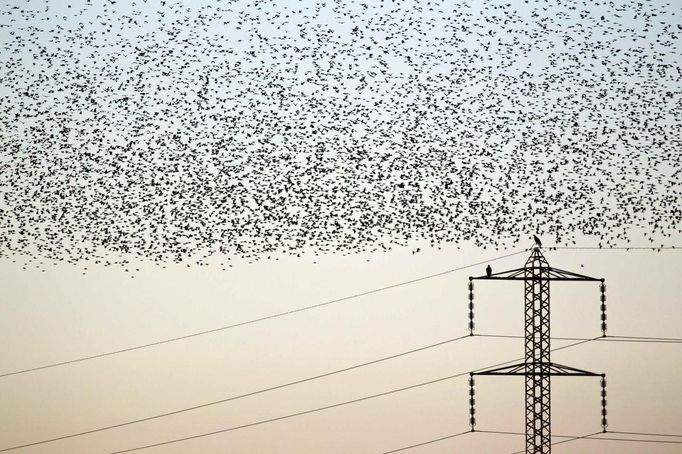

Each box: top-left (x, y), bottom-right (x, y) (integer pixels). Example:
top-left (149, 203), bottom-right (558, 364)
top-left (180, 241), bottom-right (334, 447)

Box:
top-left (533, 235), bottom-right (542, 248)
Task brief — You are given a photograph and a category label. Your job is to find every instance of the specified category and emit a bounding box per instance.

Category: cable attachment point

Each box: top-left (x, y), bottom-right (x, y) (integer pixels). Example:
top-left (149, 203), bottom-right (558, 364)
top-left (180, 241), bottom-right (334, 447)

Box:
top-left (468, 373), bottom-right (476, 431)
top-left (600, 375), bottom-right (608, 432)
top-left (600, 280), bottom-right (607, 336)
top-left (468, 278), bottom-right (475, 335)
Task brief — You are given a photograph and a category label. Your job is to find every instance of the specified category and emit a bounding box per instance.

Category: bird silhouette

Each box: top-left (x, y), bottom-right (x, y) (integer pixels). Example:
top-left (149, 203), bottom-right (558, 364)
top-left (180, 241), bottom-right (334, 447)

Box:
top-left (0, 0), bottom-right (678, 270)
top-left (534, 235), bottom-right (543, 248)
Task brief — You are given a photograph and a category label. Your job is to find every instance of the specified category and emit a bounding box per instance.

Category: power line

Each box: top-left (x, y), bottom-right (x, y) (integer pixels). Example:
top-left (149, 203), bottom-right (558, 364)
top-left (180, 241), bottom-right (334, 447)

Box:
top-left (547, 246), bottom-right (680, 250)
top-left (3, 312), bottom-right (675, 452)
top-left (548, 431), bottom-right (605, 447)
top-left (9, 330), bottom-right (666, 452)
top-left (380, 430), bottom-right (471, 453)
top-left (1, 245), bottom-right (674, 380)
top-left (596, 338), bottom-right (682, 344)
top-left (608, 430), bottom-right (682, 438)
top-left (475, 333), bottom-right (682, 344)
top-left (476, 333), bottom-right (592, 341)
top-left (607, 335), bottom-right (682, 342)
top-left (0, 250), bottom-right (528, 379)
top-left (2, 245), bottom-right (677, 452)
top-left (378, 429), bottom-right (603, 454)
top-left (482, 429), bottom-right (682, 453)
top-left (470, 337), bottom-right (599, 376)
top-left (107, 374), bottom-right (471, 454)
top-left (0, 336), bottom-right (602, 452)
top-left (0, 335), bottom-right (472, 453)
top-left (101, 338), bottom-right (598, 454)
top-left (586, 435), bottom-right (682, 444)
top-left (506, 431), bottom-right (605, 453)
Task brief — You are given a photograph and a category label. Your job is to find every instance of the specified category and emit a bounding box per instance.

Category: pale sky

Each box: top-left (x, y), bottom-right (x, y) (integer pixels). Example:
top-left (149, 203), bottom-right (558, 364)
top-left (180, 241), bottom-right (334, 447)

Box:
top-left (1, 243), bottom-right (681, 453)
top-left (1, 0), bottom-right (681, 452)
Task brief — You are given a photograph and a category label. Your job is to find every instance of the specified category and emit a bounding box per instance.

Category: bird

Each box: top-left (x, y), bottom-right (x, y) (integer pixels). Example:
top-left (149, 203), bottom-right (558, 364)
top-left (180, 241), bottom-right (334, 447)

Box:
top-left (486, 264), bottom-right (492, 277)
top-left (0, 0), bottom-right (678, 271)
top-left (534, 235), bottom-right (543, 248)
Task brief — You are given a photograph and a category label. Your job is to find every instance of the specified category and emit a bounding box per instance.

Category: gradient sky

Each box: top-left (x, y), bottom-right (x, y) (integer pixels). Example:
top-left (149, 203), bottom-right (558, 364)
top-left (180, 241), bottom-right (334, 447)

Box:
top-left (1, 0), bottom-right (681, 453)
top-left (1, 243), bottom-right (681, 453)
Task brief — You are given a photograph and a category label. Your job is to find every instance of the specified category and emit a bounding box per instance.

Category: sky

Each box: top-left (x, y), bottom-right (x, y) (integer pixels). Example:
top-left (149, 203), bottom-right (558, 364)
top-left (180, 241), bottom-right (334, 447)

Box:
top-left (0, 244), bottom-right (681, 453)
top-left (0, 0), bottom-right (681, 452)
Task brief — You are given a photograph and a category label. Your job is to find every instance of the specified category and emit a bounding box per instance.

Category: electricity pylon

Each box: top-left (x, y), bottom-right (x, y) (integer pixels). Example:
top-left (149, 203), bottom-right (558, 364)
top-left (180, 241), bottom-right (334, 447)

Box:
top-left (467, 247), bottom-right (608, 453)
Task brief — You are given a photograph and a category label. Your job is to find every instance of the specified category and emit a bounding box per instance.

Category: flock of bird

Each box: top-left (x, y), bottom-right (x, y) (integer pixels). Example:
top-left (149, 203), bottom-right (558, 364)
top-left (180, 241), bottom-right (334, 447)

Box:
top-left (0, 0), bottom-right (680, 269)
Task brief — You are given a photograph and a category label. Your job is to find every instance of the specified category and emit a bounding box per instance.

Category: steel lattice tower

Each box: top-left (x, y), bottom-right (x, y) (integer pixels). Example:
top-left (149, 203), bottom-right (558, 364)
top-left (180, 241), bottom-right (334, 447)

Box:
top-left (467, 247), bottom-right (608, 453)
top-left (523, 250), bottom-right (551, 450)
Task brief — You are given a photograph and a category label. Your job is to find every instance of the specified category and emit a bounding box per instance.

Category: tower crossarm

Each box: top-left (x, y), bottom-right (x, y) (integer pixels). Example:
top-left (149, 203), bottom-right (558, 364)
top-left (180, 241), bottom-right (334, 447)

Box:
top-left (473, 361), bottom-right (601, 377)
top-left (471, 267), bottom-right (602, 281)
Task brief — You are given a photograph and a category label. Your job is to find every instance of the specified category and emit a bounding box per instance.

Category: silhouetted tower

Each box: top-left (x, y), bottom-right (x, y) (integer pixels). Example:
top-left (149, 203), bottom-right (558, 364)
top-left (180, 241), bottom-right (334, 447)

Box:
top-left (467, 247), bottom-right (608, 453)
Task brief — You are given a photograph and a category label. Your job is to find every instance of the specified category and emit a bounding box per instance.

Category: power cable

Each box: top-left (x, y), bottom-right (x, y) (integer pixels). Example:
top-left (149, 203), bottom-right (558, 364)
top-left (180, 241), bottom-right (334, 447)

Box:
top-left (2, 243), bottom-right (675, 380)
top-left (101, 337), bottom-right (598, 453)
top-left (0, 335), bottom-right (472, 452)
top-left (378, 428), bottom-right (603, 454)
top-left (380, 430), bottom-right (471, 453)
top-left (107, 374), bottom-right (471, 454)
top-left (475, 333), bottom-right (682, 344)
top-left (596, 338), bottom-right (682, 344)
top-left (0, 250), bottom-right (527, 379)
top-left (608, 430), bottom-right (682, 438)
top-left (506, 431), bottom-right (604, 453)
top-left (8, 330), bottom-right (658, 452)
top-left (480, 429), bottom-right (682, 454)
top-left (0, 337), bottom-right (601, 452)
top-left (607, 335), bottom-right (682, 342)
top-left (586, 436), bottom-right (682, 444)
top-left (547, 246), bottom-right (680, 250)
